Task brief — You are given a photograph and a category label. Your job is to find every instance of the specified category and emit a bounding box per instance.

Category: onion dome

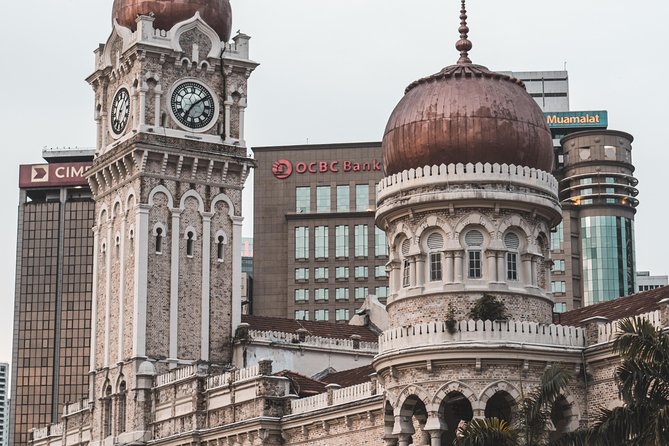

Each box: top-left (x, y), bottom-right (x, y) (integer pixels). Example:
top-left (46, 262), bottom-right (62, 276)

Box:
top-left (112, 0), bottom-right (233, 41)
top-left (382, 0), bottom-right (554, 176)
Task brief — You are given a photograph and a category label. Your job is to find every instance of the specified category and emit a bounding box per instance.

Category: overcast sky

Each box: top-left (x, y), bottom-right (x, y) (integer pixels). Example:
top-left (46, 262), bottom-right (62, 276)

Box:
top-left (0, 0), bottom-right (666, 366)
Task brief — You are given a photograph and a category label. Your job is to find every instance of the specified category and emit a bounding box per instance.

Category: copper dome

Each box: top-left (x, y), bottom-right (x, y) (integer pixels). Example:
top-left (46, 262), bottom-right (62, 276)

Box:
top-left (382, 2), bottom-right (554, 176)
top-left (112, 0), bottom-right (233, 41)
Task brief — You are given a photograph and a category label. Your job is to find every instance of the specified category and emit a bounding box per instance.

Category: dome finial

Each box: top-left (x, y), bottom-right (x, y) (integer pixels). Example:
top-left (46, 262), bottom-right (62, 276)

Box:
top-left (456, 0), bottom-right (473, 64)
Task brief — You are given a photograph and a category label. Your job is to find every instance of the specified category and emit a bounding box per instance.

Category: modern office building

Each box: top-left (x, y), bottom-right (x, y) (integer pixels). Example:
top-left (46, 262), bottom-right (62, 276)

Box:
top-left (637, 271), bottom-right (668, 292)
top-left (0, 363), bottom-right (8, 446)
top-left (503, 70), bottom-right (569, 112)
top-left (10, 149), bottom-right (94, 446)
top-left (252, 142), bottom-right (389, 321)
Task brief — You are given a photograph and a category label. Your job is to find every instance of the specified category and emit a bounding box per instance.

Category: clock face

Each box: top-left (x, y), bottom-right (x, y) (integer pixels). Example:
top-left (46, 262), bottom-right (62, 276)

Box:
top-left (110, 88), bottom-right (130, 135)
top-left (171, 81), bottom-right (216, 130)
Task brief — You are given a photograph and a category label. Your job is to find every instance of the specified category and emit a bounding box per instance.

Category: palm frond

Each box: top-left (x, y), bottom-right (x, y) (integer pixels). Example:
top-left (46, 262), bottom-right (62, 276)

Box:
top-left (455, 417), bottom-right (516, 446)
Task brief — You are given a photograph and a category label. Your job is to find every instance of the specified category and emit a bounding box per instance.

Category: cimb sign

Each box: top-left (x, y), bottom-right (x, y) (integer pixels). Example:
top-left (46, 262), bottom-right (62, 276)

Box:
top-left (19, 162), bottom-right (92, 188)
top-left (272, 159), bottom-right (381, 180)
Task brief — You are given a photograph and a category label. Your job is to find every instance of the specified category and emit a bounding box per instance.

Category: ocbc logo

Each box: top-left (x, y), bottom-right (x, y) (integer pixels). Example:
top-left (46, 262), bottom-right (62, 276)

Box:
top-left (272, 159), bottom-right (293, 180)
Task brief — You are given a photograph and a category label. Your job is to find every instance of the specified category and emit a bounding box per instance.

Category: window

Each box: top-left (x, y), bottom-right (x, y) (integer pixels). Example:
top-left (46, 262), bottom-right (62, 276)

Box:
top-left (336, 185), bottom-right (350, 212)
top-left (355, 287), bottom-right (368, 300)
top-left (335, 266), bottom-right (349, 280)
top-left (296, 187), bottom-right (310, 213)
top-left (465, 230), bottom-right (484, 279)
top-left (402, 260), bottom-right (411, 288)
top-left (216, 235), bottom-right (225, 261)
top-left (552, 260), bottom-right (565, 272)
top-left (315, 309), bottom-right (329, 321)
top-left (375, 265), bottom-right (387, 278)
top-left (314, 288), bottom-right (329, 302)
top-left (551, 281), bottom-right (566, 294)
top-left (355, 225), bottom-right (368, 257)
top-left (579, 178), bottom-right (592, 185)
top-left (355, 266), bottom-right (368, 280)
top-left (551, 222), bottom-right (564, 251)
top-left (580, 188), bottom-right (593, 196)
top-left (336, 225), bottom-right (349, 258)
top-left (335, 288), bottom-right (349, 301)
top-left (355, 184), bottom-right (369, 211)
top-left (118, 381), bottom-right (127, 433)
top-left (315, 226), bottom-right (329, 258)
top-left (375, 227), bottom-right (388, 257)
top-left (186, 231), bottom-right (195, 257)
top-left (155, 227), bottom-right (163, 254)
top-left (430, 253), bottom-right (442, 281)
top-left (375, 286), bottom-right (389, 298)
top-left (314, 267), bottom-right (328, 280)
top-left (504, 233), bottom-right (520, 281)
top-left (605, 177), bottom-right (616, 184)
top-left (294, 289), bottom-right (309, 302)
top-left (103, 385), bottom-right (112, 438)
top-left (295, 227), bottom-right (309, 259)
top-left (316, 186), bottom-right (331, 213)
top-left (295, 310), bottom-right (309, 321)
top-left (553, 302), bottom-right (567, 313)
top-left (336, 309), bottom-right (350, 321)
top-left (295, 268), bottom-right (309, 281)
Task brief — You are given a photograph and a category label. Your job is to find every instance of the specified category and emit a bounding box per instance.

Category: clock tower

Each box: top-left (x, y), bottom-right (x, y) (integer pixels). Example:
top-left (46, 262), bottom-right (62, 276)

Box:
top-left (85, 1), bottom-right (258, 444)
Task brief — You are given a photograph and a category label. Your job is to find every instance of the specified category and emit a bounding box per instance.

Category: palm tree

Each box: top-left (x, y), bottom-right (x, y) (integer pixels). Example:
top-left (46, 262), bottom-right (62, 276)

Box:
top-left (455, 364), bottom-right (571, 446)
top-left (558, 317), bottom-right (669, 446)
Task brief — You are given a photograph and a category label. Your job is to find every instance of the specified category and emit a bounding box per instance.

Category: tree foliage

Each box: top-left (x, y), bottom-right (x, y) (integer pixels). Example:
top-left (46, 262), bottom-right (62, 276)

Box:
top-left (469, 294), bottom-right (508, 321)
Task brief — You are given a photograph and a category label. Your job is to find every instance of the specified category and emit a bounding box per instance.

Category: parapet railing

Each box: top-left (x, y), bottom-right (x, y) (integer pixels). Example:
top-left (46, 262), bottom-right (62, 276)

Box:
top-left (290, 381), bottom-right (382, 415)
top-left (33, 423), bottom-right (63, 441)
top-left (597, 310), bottom-right (663, 344)
top-left (246, 329), bottom-right (378, 353)
top-left (379, 319), bottom-right (586, 353)
top-left (63, 399), bottom-right (89, 416)
top-left (377, 162), bottom-right (558, 201)
top-left (155, 365), bottom-right (197, 388)
top-left (206, 364), bottom-right (261, 391)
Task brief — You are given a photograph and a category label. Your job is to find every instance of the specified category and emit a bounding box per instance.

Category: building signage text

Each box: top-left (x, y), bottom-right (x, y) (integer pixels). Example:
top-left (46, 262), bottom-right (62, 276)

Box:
top-left (545, 111), bottom-right (608, 129)
top-left (19, 162), bottom-right (93, 188)
top-left (272, 159), bottom-right (381, 180)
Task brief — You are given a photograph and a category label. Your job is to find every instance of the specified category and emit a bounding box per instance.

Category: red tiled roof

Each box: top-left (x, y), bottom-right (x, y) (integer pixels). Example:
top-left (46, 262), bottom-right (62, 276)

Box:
top-left (555, 286), bottom-right (669, 327)
top-left (241, 315), bottom-right (378, 343)
top-left (321, 365), bottom-right (375, 388)
top-left (274, 370), bottom-right (326, 397)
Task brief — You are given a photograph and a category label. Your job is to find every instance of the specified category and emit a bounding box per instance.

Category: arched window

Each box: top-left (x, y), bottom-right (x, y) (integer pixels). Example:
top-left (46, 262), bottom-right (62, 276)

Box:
top-left (401, 238), bottom-right (411, 287)
top-left (465, 230), bottom-right (484, 279)
top-left (155, 227), bottom-right (163, 254)
top-left (186, 231), bottom-right (195, 257)
top-left (426, 232), bottom-right (444, 282)
top-left (217, 235), bottom-right (225, 261)
top-left (103, 384), bottom-right (112, 438)
top-left (505, 232), bottom-right (520, 281)
top-left (118, 381), bottom-right (127, 433)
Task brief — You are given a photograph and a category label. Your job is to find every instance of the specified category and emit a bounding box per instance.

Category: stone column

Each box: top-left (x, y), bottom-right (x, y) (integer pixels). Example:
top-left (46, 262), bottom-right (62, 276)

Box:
top-left (521, 254), bottom-right (533, 287)
top-left (415, 255), bottom-right (426, 287)
top-left (231, 216), bottom-right (244, 331)
top-left (531, 255), bottom-right (538, 286)
top-left (169, 208), bottom-right (183, 367)
top-left (398, 436), bottom-right (412, 446)
top-left (445, 251), bottom-right (454, 283)
top-left (238, 98), bottom-right (247, 146)
top-left (224, 98), bottom-right (233, 142)
top-left (409, 257), bottom-right (417, 288)
top-left (200, 212), bottom-right (214, 361)
top-left (117, 213), bottom-right (126, 363)
top-left (138, 85), bottom-right (148, 126)
top-left (486, 251), bottom-right (497, 283)
top-left (89, 226), bottom-right (99, 402)
top-left (103, 222), bottom-right (113, 368)
top-left (153, 85), bottom-right (162, 127)
top-left (424, 411), bottom-right (445, 446)
top-left (133, 204), bottom-right (150, 358)
top-left (454, 252), bottom-right (464, 283)
top-left (497, 252), bottom-right (506, 283)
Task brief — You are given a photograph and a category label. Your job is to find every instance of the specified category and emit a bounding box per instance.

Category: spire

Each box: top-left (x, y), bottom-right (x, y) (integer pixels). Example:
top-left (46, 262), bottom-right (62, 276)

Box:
top-left (456, 0), bottom-right (472, 64)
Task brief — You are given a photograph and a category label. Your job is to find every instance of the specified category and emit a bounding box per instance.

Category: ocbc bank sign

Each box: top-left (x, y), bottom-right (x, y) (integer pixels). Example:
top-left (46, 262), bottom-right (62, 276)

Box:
top-left (272, 159), bottom-right (381, 180)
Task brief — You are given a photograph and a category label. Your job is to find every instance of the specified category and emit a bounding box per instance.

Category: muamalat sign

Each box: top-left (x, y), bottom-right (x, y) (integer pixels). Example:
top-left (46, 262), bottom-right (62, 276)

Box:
top-left (272, 159), bottom-right (381, 180)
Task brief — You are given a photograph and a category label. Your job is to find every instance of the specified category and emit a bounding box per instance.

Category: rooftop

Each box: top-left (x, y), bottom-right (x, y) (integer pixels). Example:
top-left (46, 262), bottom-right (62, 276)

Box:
top-left (241, 315), bottom-right (378, 343)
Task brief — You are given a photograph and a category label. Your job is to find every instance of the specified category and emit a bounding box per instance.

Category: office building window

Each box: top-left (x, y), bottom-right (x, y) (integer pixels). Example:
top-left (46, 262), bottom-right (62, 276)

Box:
top-left (316, 186), bottom-right (331, 213)
top-left (465, 230), bottom-right (484, 279)
top-left (294, 289), bottom-right (309, 302)
top-left (551, 281), bottom-right (566, 294)
top-left (335, 266), bottom-right (349, 280)
top-left (505, 232), bottom-right (520, 281)
top-left (355, 266), bottom-right (368, 279)
top-left (336, 308), bottom-right (350, 321)
top-left (430, 253), bottom-right (442, 281)
top-left (375, 286), bottom-right (389, 298)
top-left (295, 227), bottom-right (309, 259)
top-left (355, 224), bottom-right (368, 257)
top-left (355, 287), bottom-right (368, 300)
top-left (551, 222), bottom-right (564, 251)
top-left (315, 309), bottom-right (329, 321)
top-left (375, 265), bottom-right (387, 278)
top-left (295, 268), bottom-right (309, 281)
top-left (355, 184), bottom-right (369, 211)
top-left (336, 185), bottom-right (350, 212)
top-left (335, 288), bottom-right (350, 301)
top-left (336, 225), bottom-right (349, 258)
top-left (314, 267), bottom-right (329, 280)
top-left (296, 187), bottom-right (310, 213)
top-left (552, 260), bottom-right (565, 272)
top-left (315, 226), bottom-right (328, 258)
top-left (553, 302), bottom-right (567, 313)
top-left (579, 178), bottom-right (592, 185)
top-left (295, 310), bottom-right (309, 321)
top-left (375, 226), bottom-right (388, 257)
top-left (315, 288), bottom-right (329, 302)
